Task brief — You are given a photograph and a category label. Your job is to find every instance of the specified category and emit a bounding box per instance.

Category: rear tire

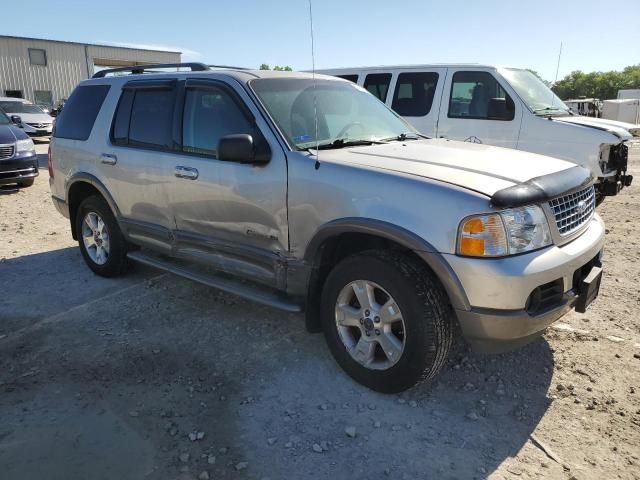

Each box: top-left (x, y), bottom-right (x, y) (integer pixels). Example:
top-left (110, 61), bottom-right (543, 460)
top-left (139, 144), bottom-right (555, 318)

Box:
top-left (18, 179), bottom-right (34, 187)
top-left (75, 195), bottom-right (130, 277)
top-left (321, 250), bottom-right (454, 393)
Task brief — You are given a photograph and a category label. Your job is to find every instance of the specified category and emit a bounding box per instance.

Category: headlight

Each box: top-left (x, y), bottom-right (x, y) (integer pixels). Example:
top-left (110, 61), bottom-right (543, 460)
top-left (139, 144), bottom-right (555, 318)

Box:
top-left (457, 205), bottom-right (552, 257)
top-left (16, 138), bottom-right (35, 154)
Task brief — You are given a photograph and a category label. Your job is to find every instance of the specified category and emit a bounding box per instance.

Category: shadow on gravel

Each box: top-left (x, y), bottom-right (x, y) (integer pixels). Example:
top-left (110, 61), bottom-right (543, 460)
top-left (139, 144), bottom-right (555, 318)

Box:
top-left (0, 185), bottom-right (20, 195)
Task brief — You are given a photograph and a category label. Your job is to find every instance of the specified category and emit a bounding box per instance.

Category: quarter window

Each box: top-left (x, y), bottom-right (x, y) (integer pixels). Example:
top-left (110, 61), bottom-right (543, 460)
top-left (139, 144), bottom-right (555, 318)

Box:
top-left (53, 85), bottom-right (110, 141)
top-left (28, 48), bottom-right (47, 66)
top-left (363, 73), bottom-right (392, 102)
top-left (182, 87), bottom-right (254, 157)
top-left (449, 71), bottom-right (514, 120)
top-left (392, 72), bottom-right (439, 117)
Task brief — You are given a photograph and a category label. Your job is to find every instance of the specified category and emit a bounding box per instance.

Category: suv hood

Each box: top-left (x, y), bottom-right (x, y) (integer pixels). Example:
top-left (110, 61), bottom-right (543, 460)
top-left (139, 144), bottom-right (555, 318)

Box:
top-left (552, 115), bottom-right (637, 139)
top-left (318, 139), bottom-right (575, 197)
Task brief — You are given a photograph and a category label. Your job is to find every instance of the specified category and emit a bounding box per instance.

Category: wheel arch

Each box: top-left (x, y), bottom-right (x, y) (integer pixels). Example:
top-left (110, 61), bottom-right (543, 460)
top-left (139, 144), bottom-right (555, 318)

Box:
top-left (302, 218), bottom-right (470, 332)
top-left (66, 173), bottom-right (121, 240)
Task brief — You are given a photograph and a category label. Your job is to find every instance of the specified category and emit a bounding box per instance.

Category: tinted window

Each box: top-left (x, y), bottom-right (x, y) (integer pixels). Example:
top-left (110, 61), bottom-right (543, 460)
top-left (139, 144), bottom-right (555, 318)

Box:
top-left (392, 72), bottom-right (439, 116)
top-left (182, 87), bottom-right (253, 157)
top-left (111, 90), bottom-right (135, 145)
top-left (337, 74), bottom-right (358, 83)
top-left (53, 85), bottom-right (110, 140)
top-left (128, 89), bottom-right (175, 149)
top-left (449, 71), bottom-right (514, 120)
top-left (363, 73), bottom-right (392, 101)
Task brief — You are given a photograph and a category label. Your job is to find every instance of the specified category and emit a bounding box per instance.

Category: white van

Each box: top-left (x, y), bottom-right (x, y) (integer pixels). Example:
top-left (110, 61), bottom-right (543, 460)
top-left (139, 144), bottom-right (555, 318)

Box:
top-left (316, 65), bottom-right (637, 198)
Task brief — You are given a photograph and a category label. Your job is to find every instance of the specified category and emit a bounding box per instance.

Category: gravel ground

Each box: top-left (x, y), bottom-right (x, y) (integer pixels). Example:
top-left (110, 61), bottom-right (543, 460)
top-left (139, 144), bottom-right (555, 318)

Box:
top-left (0, 142), bottom-right (639, 480)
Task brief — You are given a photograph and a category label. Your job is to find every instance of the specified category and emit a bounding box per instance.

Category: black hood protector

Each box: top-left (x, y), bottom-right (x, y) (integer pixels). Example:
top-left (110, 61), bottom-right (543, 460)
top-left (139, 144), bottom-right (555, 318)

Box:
top-left (491, 166), bottom-right (594, 208)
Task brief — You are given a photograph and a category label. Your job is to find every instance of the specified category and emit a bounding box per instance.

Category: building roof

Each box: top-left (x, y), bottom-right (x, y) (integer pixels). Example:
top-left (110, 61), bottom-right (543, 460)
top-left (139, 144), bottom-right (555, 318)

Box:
top-left (0, 35), bottom-right (181, 54)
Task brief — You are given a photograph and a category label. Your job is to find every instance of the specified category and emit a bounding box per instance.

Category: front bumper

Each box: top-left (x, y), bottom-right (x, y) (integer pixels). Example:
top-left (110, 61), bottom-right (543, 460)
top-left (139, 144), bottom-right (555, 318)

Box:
top-left (598, 142), bottom-right (633, 196)
top-left (21, 123), bottom-right (53, 137)
top-left (446, 214), bottom-right (605, 352)
top-left (0, 152), bottom-right (39, 185)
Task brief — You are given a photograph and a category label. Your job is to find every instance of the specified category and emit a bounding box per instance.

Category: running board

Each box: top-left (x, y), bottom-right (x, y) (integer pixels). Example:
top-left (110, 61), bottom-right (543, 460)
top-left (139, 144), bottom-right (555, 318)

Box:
top-left (127, 250), bottom-right (303, 313)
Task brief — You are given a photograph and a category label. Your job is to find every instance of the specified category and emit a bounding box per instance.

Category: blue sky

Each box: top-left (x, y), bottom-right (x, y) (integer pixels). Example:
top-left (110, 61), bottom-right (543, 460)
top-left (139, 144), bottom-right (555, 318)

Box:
top-left (4, 0), bottom-right (639, 80)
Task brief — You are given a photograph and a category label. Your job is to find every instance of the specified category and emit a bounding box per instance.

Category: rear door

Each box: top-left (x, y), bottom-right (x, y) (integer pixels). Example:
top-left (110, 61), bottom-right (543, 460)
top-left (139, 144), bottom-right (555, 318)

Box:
top-left (166, 78), bottom-right (288, 287)
top-left (390, 69), bottom-right (446, 137)
top-left (98, 79), bottom-right (178, 251)
top-left (437, 69), bottom-right (522, 148)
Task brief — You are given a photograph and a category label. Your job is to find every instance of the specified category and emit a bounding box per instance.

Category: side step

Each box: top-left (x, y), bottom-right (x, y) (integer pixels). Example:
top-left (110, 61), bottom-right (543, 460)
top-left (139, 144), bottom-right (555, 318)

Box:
top-left (127, 250), bottom-right (303, 313)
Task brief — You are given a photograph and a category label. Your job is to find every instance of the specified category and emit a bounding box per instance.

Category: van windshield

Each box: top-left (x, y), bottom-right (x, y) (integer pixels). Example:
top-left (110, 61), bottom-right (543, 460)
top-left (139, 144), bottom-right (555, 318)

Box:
top-left (250, 78), bottom-right (418, 149)
top-left (499, 68), bottom-right (569, 115)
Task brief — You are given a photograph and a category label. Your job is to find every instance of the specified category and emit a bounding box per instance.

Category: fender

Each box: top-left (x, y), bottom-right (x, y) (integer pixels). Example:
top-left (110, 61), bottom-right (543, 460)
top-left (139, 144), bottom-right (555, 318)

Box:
top-left (303, 217), bottom-right (470, 311)
top-left (66, 173), bottom-right (123, 239)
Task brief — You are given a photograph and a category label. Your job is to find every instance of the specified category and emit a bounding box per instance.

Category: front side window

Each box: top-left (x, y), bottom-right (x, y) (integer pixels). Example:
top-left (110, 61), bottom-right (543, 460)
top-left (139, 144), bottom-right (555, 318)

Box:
top-left (250, 78), bottom-right (416, 149)
top-left (28, 48), bottom-right (47, 66)
top-left (449, 71), bottom-right (514, 120)
top-left (392, 72), bottom-right (439, 117)
top-left (182, 87), bottom-right (254, 157)
top-left (363, 73), bottom-right (392, 102)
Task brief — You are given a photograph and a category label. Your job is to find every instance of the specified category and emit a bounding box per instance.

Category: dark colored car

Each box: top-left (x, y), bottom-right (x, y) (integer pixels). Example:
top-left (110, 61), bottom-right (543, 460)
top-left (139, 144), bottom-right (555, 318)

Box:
top-left (0, 110), bottom-right (38, 188)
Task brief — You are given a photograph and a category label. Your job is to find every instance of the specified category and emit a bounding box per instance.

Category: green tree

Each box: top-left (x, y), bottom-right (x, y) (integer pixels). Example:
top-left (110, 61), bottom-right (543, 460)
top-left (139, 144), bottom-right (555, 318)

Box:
top-left (259, 63), bottom-right (270, 70)
top-left (552, 65), bottom-right (640, 100)
top-left (259, 64), bottom-right (293, 71)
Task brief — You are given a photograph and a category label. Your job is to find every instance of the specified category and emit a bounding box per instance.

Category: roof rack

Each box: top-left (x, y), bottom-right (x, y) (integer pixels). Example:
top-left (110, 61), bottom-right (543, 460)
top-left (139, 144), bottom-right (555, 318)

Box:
top-left (92, 62), bottom-right (210, 78)
top-left (208, 64), bottom-right (250, 70)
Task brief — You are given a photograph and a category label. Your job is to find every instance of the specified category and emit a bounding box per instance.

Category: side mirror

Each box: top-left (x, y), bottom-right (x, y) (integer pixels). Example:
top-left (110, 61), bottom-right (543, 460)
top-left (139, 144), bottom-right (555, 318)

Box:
top-left (217, 134), bottom-right (271, 164)
top-left (487, 98), bottom-right (514, 121)
top-left (10, 115), bottom-right (22, 125)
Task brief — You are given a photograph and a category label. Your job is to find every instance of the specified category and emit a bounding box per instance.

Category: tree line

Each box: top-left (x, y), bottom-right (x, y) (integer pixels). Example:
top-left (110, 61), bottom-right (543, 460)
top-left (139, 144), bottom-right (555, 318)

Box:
top-left (551, 65), bottom-right (640, 100)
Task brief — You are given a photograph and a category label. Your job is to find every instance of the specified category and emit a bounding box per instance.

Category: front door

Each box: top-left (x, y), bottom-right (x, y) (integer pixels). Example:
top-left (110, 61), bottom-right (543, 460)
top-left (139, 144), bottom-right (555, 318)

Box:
top-left (437, 69), bottom-right (522, 148)
top-left (167, 78), bottom-right (288, 287)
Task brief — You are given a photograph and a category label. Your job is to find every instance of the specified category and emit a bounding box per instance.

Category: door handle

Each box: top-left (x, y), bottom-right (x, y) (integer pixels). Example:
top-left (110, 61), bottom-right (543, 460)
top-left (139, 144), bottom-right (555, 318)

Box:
top-left (174, 166), bottom-right (199, 180)
top-left (100, 153), bottom-right (118, 165)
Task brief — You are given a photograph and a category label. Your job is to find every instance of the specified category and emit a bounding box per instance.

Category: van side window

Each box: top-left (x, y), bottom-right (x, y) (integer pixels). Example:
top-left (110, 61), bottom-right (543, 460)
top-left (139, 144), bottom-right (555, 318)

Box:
top-left (364, 73), bottom-right (392, 102)
top-left (53, 85), bottom-right (110, 141)
top-left (337, 74), bottom-right (358, 83)
top-left (449, 71), bottom-right (514, 121)
top-left (182, 87), bottom-right (254, 157)
top-left (392, 72), bottom-right (439, 117)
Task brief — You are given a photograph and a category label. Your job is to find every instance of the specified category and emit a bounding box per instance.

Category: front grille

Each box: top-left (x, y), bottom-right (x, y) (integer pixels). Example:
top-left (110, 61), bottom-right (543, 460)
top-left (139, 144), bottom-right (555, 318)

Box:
top-left (0, 144), bottom-right (14, 160)
top-left (27, 123), bottom-right (51, 129)
top-left (549, 185), bottom-right (596, 235)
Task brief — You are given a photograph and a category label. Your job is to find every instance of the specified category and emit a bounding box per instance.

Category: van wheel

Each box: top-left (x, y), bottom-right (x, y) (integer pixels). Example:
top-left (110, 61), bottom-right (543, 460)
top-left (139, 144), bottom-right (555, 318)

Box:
top-left (75, 195), bottom-right (130, 277)
top-left (321, 250), bottom-right (453, 393)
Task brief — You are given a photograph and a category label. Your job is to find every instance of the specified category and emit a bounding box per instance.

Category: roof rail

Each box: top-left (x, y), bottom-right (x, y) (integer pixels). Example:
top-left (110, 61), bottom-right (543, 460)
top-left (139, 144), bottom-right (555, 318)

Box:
top-left (92, 62), bottom-right (210, 78)
top-left (208, 64), bottom-right (250, 70)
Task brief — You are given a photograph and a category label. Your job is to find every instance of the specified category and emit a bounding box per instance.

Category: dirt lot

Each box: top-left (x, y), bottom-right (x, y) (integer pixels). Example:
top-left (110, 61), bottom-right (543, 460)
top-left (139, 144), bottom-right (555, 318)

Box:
top-left (1, 142), bottom-right (639, 480)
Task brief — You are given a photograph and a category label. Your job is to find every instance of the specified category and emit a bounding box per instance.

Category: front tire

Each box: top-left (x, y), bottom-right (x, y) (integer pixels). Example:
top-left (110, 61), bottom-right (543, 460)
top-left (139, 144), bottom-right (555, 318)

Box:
top-left (75, 195), bottom-right (130, 277)
top-left (321, 250), bottom-right (453, 393)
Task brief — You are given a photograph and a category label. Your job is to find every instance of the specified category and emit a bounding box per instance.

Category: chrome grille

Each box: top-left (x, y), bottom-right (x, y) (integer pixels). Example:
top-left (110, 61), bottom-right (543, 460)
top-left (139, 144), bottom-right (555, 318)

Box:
top-left (0, 144), bottom-right (14, 160)
top-left (549, 185), bottom-right (596, 235)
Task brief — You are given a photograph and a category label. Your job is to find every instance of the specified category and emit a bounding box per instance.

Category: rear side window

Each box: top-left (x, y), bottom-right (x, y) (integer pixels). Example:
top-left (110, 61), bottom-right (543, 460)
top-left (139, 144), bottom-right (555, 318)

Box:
top-left (392, 72), bottom-right (439, 117)
top-left (53, 85), bottom-right (110, 140)
top-left (110, 81), bottom-right (176, 149)
top-left (364, 73), bottom-right (392, 102)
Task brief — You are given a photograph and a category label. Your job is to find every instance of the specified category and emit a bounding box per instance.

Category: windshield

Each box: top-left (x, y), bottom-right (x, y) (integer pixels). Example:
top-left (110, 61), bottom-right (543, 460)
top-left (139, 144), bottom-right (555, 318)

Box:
top-left (0, 101), bottom-right (46, 114)
top-left (0, 110), bottom-right (9, 125)
top-left (499, 68), bottom-right (569, 115)
top-left (250, 78), bottom-right (418, 149)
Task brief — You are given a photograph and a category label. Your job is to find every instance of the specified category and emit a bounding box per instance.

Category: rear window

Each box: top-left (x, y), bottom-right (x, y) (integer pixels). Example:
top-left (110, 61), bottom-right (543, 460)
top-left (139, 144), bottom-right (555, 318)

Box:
top-left (53, 85), bottom-right (110, 140)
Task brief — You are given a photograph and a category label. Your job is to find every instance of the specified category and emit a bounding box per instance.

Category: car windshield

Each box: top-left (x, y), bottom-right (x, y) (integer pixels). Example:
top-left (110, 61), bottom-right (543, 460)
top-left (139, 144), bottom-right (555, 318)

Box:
top-left (0, 101), bottom-right (45, 114)
top-left (499, 68), bottom-right (569, 115)
top-left (250, 78), bottom-right (418, 149)
top-left (0, 110), bottom-right (10, 125)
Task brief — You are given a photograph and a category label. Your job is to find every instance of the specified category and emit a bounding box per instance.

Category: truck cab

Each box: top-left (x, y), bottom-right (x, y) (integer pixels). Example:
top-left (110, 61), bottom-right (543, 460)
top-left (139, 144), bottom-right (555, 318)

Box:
top-left (317, 64), bottom-right (637, 199)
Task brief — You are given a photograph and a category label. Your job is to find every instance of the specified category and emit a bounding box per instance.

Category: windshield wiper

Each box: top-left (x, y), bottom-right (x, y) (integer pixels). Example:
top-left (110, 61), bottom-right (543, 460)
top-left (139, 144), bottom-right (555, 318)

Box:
top-left (380, 132), bottom-right (427, 142)
top-left (306, 138), bottom-right (388, 150)
top-left (533, 106), bottom-right (567, 115)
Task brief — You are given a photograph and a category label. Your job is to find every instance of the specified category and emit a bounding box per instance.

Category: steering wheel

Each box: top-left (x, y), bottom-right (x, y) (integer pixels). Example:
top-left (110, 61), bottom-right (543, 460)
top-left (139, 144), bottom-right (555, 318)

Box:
top-left (336, 122), bottom-right (366, 139)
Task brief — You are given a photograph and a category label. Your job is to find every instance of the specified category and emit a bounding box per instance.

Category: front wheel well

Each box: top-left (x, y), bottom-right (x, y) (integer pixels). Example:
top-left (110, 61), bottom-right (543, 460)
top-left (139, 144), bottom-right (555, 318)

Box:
top-left (67, 182), bottom-right (103, 240)
top-left (304, 232), bottom-right (446, 333)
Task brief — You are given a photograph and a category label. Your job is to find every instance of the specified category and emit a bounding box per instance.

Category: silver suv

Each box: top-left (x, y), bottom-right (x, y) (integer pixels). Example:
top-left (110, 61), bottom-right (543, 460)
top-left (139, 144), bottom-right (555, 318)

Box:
top-left (49, 63), bottom-right (605, 392)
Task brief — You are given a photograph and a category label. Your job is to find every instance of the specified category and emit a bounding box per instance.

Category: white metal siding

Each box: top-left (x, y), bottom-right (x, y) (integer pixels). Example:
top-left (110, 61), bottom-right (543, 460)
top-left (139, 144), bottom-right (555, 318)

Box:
top-left (0, 37), bottom-right (180, 105)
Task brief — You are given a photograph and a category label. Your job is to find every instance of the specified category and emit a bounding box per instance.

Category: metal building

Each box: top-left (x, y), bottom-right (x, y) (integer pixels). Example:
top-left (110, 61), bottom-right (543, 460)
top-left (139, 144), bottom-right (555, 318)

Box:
top-left (0, 35), bottom-right (181, 107)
